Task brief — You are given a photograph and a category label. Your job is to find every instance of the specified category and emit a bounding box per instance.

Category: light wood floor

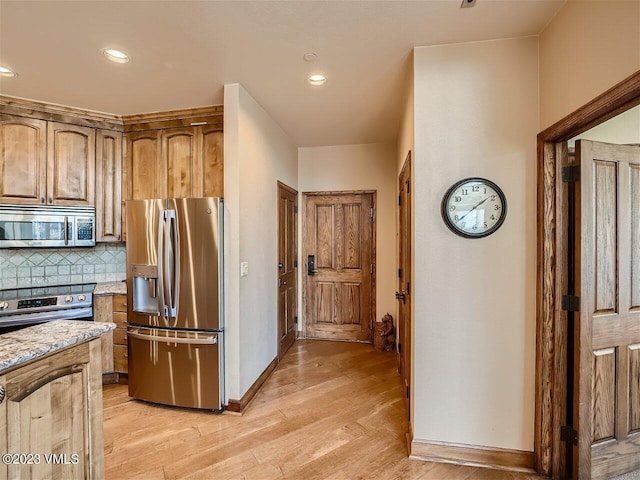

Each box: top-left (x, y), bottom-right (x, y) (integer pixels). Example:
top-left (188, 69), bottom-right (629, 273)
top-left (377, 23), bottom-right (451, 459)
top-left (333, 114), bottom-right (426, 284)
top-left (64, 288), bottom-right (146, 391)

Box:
top-left (103, 340), bottom-right (545, 480)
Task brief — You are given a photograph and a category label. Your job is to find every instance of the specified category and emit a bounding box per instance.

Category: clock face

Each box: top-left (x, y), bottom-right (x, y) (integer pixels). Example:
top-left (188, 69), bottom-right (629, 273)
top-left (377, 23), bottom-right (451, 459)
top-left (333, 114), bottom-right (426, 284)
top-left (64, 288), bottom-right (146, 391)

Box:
top-left (441, 178), bottom-right (507, 238)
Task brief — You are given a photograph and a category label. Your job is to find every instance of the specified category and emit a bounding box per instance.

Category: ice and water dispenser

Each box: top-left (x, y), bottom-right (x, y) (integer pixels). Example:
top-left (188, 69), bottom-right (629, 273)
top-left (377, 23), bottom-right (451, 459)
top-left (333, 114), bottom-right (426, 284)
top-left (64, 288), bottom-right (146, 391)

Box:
top-left (131, 264), bottom-right (159, 314)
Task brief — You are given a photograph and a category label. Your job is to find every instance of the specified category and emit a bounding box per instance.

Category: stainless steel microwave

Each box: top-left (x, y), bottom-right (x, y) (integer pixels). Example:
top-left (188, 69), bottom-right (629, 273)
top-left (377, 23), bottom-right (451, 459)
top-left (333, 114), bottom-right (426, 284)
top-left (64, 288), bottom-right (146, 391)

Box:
top-left (0, 204), bottom-right (96, 248)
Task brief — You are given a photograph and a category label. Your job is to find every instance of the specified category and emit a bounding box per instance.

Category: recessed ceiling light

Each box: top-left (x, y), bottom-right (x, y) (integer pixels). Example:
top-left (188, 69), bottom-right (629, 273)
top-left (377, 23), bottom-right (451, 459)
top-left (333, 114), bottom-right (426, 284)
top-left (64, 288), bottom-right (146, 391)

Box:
top-left (0, 66), bottom-right (17, 78)
top-left (102, 48), bottom-right (130, 64)
top-left (308, 74), bottom-right (326, 86)
top-left (303, 53), bottom-right (317, 62)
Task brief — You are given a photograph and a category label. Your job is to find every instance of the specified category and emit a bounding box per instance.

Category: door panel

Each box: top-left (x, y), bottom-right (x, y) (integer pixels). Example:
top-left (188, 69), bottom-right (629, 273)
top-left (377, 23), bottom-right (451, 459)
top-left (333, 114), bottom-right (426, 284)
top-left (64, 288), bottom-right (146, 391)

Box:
top-left (304, 192), bottom-right (374, 342)
top-left (163, 127), bottom-right (197, 198)
top-left (169, 197), bottom-right (222, 331)
top-left (0, 116), bottom-right (46, 204)
top-left (47, 122), bottom-right (95, 205)
top-left (398, 154), bottom-right (412, 418)
top-left (126, 131), bottom-right (162, 200)
top-left (575, 140), bottom-right (640, 480)
top-left (278, 182), bottom-right (297, 359)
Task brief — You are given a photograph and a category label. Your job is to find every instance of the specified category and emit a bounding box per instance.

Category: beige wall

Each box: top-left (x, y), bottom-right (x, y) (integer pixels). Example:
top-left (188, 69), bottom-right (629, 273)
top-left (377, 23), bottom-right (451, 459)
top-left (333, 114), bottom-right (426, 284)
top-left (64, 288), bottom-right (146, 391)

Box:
top-left (412, 37), bottom-right (538, 451)
top-left (224, 83), bottom-right (298, 400)
top-left (298, 143), bottom-right (397, 327)
top-left (540, 0), bottom-right (640, 130)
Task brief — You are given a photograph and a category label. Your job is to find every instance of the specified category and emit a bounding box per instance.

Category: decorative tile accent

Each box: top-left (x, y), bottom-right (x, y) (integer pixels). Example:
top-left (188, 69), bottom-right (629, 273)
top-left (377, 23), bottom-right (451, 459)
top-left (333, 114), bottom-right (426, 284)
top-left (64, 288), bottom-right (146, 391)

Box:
top-left (0, 244), bottom-right (126, 289)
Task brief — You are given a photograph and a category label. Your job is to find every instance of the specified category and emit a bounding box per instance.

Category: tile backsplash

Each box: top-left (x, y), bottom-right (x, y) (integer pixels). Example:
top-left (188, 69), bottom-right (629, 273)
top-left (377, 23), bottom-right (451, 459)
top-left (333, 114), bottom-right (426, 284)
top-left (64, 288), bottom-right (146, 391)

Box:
top-left (0, 244), bottom-right (126, 289)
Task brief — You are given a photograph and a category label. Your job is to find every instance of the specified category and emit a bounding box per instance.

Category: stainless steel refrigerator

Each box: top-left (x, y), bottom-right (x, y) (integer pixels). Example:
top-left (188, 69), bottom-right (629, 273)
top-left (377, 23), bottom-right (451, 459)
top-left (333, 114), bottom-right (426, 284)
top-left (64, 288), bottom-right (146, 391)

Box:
top-left (125, 197), bottom-right (224, 411)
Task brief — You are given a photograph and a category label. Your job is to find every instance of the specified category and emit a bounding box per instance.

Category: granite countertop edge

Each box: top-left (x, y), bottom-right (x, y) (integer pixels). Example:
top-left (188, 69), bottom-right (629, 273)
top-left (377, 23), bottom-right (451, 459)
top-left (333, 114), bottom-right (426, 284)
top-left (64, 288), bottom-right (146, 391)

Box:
top-left (0, 320), bottom-right (116, 374)
top-left (94, 281), bottom-right (127, 296)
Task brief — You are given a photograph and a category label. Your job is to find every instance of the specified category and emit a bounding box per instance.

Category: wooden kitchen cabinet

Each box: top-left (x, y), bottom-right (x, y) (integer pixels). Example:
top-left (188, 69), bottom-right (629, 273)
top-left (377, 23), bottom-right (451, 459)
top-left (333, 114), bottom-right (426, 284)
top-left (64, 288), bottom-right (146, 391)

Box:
top-left (0, 115), bottom-right (96, 206)
top-left (0, 115), bottom-right (47, 204)
top-left (96, 129), bottom-right (123, 242)
top-left (0, 340), bottom-right (105, 479)
top-left (47, 121), bottom-right (95, 206)
top-left (94, 293), bottom-right (129, 378)
top-left (125, 129), bottom-right (163, 200)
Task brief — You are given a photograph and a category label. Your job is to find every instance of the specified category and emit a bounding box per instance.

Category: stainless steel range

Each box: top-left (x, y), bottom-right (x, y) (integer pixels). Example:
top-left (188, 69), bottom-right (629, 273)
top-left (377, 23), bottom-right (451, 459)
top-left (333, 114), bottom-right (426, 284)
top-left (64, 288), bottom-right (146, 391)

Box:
top-left (0, 284), bottom-right (95, 329)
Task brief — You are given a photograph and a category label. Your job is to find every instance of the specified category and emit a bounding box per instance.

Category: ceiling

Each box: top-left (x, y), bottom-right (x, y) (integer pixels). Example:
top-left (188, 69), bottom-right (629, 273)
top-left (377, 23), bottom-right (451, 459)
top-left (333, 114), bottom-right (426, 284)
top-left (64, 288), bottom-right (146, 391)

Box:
top-left (0, 0), bottom-right (565, 147)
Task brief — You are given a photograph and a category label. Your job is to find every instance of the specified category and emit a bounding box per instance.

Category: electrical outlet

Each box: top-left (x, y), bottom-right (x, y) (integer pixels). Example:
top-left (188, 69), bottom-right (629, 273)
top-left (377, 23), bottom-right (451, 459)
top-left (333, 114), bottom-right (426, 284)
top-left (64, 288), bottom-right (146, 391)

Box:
top-left (240, 262), bottom-right (249, 277)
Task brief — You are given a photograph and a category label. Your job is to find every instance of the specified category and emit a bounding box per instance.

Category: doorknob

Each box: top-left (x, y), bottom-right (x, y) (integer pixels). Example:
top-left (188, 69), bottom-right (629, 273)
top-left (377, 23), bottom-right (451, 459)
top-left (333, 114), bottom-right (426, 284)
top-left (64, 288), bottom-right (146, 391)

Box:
top-left (278, 262), bottom-right (284, 269)
top-left (279, 279), bottom-right (287, 287)
top-left (307, 255), bottom-right (318, 275)
top-left (395, 291), bottom-right (406, 303)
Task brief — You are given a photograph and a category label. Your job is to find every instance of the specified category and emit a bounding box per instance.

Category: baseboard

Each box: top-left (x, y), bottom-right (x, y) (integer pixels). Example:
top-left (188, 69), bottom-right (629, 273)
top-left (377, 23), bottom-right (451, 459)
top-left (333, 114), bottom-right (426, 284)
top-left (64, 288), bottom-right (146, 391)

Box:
top-left (225, 356), bottom-right (278, 414)
top-left (410, 439), bottom-right (535, 473)
top-left (102, 372), bottom-right (128, 385)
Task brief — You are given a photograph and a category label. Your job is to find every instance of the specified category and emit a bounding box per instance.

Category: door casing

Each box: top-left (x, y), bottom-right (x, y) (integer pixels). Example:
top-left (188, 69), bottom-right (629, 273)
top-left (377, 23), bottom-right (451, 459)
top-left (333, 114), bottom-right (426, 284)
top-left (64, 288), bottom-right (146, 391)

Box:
top-left (535, 71), bottom-right (640, 478)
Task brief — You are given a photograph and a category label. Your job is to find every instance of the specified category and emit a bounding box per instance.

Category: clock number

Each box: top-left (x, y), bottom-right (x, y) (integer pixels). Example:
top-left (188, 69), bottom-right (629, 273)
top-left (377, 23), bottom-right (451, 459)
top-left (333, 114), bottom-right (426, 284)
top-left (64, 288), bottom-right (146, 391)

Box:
top-left (494, 205), bottom-right (500, 211)
top-left (454, 214), bottom-right (459, 220)
top-left (461, 189), bottom-right (468, 195)
top-left (449, 205), bottom-right (455, 211)
top-left (491, 195), bottom-right (496, 201)
top-left (490, 215), bottom-right (495, 221)
top-left (472, 225), bottom-right (477, 231)
top-left (483, 222), bottom-right (488, 228)
top-left (454, 196), bottom-right (461, 202)
top-left (472, 185), bottom-right (480, 192)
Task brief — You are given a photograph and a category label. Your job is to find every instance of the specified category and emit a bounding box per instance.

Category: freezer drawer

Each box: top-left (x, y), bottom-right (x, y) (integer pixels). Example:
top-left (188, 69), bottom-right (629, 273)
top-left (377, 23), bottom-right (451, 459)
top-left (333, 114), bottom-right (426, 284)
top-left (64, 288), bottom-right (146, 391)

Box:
top-left (128, 327), bottom-right (224, 410)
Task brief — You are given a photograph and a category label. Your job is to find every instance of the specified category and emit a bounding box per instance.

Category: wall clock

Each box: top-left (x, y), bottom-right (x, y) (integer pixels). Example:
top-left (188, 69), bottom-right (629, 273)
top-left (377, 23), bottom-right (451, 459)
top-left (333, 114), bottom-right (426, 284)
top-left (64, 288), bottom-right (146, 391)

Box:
top-left (441, 177), bottom-right (507, 238)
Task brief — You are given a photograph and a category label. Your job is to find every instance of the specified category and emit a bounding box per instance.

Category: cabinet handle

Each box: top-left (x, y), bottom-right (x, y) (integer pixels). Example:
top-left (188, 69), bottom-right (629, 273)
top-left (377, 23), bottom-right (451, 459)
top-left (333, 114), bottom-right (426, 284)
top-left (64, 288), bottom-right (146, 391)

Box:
top-left (0, 385), bottom-right (5, 404)
top-left (40, 197), bottom-right (45, 204)
top-left (48, 197), bottom-right (52, 204)
top-left (123, 353), bottom-right (128, 358)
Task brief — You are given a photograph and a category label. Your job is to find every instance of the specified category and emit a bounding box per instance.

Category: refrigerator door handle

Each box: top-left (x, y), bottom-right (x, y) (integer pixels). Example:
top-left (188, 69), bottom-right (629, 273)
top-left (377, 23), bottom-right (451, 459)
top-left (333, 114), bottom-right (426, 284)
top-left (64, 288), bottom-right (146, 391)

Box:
top-left (164, 209), bottom-right (177, 321)
top-left (128, 330), bottom-right (218, 345)
top-left (157, 213), bottom-right (167, 321)
top-left (169, 211), bottom-right (180, 320)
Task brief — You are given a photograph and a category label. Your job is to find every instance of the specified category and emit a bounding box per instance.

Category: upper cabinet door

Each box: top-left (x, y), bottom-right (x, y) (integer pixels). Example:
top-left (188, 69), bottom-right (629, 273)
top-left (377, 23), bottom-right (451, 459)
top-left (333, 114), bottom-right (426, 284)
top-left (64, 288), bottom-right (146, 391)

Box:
top-left (96, 130), bottom-right (123, 242)
top-left (125, 130), bottom-right (162, 200)
top-left (47, 122), bottom-right (95, 205)
top-left (0, 115), bottom-right (47, 204)
top-left (199, 126), bottom-right (223, 197)
top-left (162, 127), bottom-right (198, 198)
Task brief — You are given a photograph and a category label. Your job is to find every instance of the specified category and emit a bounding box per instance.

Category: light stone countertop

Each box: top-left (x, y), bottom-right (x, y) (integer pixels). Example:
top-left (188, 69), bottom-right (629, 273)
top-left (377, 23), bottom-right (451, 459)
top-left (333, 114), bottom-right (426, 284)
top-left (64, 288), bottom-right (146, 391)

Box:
top-left (94, 281), bottom-right (127, 296)
top-left (0, 320), bottom-right (115, 374)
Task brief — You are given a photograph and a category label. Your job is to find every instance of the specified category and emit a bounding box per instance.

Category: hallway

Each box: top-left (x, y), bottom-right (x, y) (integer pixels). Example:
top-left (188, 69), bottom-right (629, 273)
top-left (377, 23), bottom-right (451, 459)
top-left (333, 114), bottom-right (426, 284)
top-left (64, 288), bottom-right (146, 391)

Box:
top-left (103, 340), bottom-right (543, 479)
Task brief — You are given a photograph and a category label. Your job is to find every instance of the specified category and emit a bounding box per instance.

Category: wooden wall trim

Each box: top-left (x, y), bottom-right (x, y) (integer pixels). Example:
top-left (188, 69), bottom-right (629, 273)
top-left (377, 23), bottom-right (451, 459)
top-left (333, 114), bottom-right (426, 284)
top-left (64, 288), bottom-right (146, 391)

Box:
top-left (410, 439), bottom-right (535, 474)
top-left (0, 94), bottom-right (124, 131)
top-left (535, 69), bottom-right (640, 477)
top-left (225, 356), bottom-right (278, 414)
top-left (539, 71), bottom-right (640, 142)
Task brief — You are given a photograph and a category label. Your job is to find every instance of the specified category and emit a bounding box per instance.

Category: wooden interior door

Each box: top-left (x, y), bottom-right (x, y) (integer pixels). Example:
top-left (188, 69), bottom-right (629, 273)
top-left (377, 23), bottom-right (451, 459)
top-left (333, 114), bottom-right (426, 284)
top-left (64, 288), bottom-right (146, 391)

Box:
top-left (278, 182), bottom-right (298, 359)
top-left (573, 140), bottom-right (640, 480)
top-left (303, 191), bottom-right (374, 342)
top-left (397, 154), bottom-right (412, 416)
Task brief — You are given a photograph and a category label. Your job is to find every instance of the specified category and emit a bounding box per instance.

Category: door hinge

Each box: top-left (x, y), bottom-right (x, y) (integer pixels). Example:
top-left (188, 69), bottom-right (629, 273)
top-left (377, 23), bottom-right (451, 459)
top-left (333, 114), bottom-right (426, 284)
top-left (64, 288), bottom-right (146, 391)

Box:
top-left (398, 268), bottom-right (402, 278)
top-left (294, 205), bottom-right (298, 214)
top-left (370, 264), bottom-right (373, 274)
top-left (560, 425), bottom-right (578, 445)
top-left (406, 385), bottom-right (410, 398)
top-left (398, 343), bottom-right (402, 353)
top-left (294, 259), bottom-right (298, 268)
top-left (562, 166), bottom-right (580, 183)
top-left (406, 180), bottom-right (411, 194)
top-left (398, 195), bottom-right (402, 206)
top-left (406, 282), bottom-right (411, 295)
top-left (370, 207), bottom-right (374, 219)
top-left (562, 295), bottom-right (580, 312)
top-left (294, 316), bottom-right (298, 324)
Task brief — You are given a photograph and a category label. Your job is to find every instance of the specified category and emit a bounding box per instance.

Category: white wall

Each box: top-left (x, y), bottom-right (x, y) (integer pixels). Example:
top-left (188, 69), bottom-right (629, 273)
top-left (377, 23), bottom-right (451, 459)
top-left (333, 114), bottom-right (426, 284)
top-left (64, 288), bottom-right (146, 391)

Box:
top-left (224, 83), bottom-right (298, 400)
top-left (540, 0), bottom-right (640, 130)
top-left (412, 37), bottom-right (538, 451)
top-left (298, 143), bottom-right (397, 325)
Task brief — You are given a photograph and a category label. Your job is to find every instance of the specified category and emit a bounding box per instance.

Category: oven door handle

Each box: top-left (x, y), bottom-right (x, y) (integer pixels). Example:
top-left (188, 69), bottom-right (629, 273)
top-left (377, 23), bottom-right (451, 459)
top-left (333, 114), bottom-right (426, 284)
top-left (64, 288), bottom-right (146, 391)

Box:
top-left (0, 307), bottom-right (93, 328)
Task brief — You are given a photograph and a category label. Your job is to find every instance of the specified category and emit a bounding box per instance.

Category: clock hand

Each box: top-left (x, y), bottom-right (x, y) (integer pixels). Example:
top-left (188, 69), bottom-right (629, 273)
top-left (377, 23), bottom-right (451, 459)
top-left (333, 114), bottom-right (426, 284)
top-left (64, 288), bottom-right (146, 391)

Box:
top-left (458, 197), bottom-right (489, 222)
